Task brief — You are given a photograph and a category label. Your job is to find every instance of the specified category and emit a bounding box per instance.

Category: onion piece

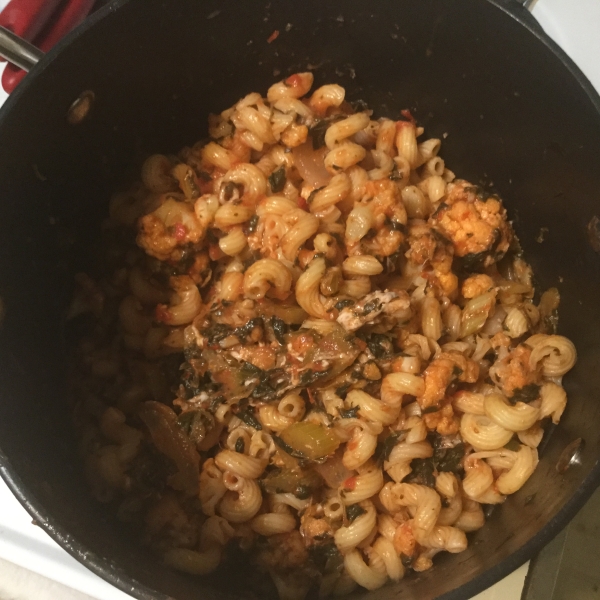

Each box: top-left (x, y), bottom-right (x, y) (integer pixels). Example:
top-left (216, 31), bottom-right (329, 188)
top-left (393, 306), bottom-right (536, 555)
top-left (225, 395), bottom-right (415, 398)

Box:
top-left (280, 421), bottom-right (340, 460)
top-left (292, 142), bottom-right (332, 189)
top-left (314, 448), bottom-right (353, 488)
top-left (139, 401), bottom-right (200, 494)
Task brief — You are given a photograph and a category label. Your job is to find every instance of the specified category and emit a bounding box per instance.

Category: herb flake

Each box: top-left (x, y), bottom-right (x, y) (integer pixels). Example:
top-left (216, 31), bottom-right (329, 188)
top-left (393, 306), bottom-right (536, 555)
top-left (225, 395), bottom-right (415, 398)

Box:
top-left (268, 166), bottom-right (287, 193)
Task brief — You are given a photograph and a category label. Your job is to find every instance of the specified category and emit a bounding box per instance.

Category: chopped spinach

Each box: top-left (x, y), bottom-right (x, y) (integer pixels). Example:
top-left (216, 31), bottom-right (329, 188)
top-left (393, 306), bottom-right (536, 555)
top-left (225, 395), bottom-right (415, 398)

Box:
top-left (362, 299), bottom-right (382, 315)
top-left (389, 164), bottom-right (403, 182)
top-left (385, 215), bottom-right (408, 234)
top-left (350, 99), bottom-right (369, 112)
top-left (374, 431), bottom-right (404, 466)
top-left (339, 406), bottom-right (360, 419)
top-left (299, 369), bottom-right (331, 386)
top-left (180, 363), bottom-right (204, 399)
top-left (510, 383), bottom-right (541, 405)
top-left (431, 227), bottom-right (452, 246)
top-left (240, 361), bottom-right (264, 380)
top-left (307, 186), bottom-right (325, 205)
top-left (235, 437), bottom-right (245, 453)
top-left (309, 115), bottom-right (346, 150)
top-left (203, 322), bottom-right (234, 346)
top-left (452, 366), bottom-right (463, 378)
top-left (234, 317), bottom-right (264, 341)
top-left (183, 344), bottom-right (202, 361)
top-left (406, 457), bottom-right (436, 487)
top-left (434, 442), bottom-right (465, 473)
top-left (251, 367), bottom-right (291, 401)
top-left (268, 166), bottom-right (287, 193)
top-left (294, 484), bottom-right (311, 499)
top-left (309, 542), bottom-right (342, 571)
top-left (366, 333), bottom-right (394, 358)
top-left (335, 382), bottom-right (352, 398)
top-left (432, 202), bottom-right (449, 218)
top-left (346, 504), bottom-right (366, 522)
top-left (247, 214), bottom-right (259, 233)
top-left (268, 316), bottom-right (288, 345)
top-left (334, 299), bottom-right (355, 311)
top-left (463, 184), bottom-right (498, 202)
top-left (457, 227), bottom-right (505, 273)
top-left (177, 410), bottom-right (214, 445)
top-left (236, 406), bottom-right (262, 430)
top-left (208, 394), bottom-right (225, 413)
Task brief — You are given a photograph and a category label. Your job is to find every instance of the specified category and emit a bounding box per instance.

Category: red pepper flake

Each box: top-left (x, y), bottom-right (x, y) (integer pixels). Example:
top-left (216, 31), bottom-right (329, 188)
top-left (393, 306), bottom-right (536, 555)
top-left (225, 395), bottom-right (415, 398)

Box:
top-left (267, 30), bottom-right (280, 43)
top-left (307, 388), bottom-right (317, 405)
top-left (343, 476), bottom-right (357, 491)
top-left (399, 109), bottom-right (416, 124)
top-left (297, 196), bottom-right (309, 211)
top-left (208, 243), bottom-right (225, 261)
top-left (155, 304), bottom-right (171, 323)
top-left (173, 222), bottom-right (188, 241)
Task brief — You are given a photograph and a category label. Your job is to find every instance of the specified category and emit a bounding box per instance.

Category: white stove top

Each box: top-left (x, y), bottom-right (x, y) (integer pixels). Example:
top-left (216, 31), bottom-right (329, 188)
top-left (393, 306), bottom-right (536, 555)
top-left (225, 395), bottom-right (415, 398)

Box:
top-left (0, 1), bottom-right (598, 599)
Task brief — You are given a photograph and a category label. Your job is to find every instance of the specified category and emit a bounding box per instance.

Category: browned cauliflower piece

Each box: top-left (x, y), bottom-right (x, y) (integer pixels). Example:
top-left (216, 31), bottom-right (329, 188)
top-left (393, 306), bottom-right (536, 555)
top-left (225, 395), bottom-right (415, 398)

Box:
top-left (137, 197), bottom-right (206, 261)
top-left (347, 179), bottom-right (407, 257)
top-left (300, 504), bottom-right (335, 546)
top-left (418, 352), bottom-right (479, 435)
top-left (255, 531), bottom-right (309, 571)
top-left (405, 221), bottom-right (439, 266)
top-left (431, 180), bottom-right (512, 268)
top-left (405, 222), bottom-right (457, 297)
top-left (462, 274), bottom-right (495, 299)
top-left (489, 344), bottom-right (541, 398)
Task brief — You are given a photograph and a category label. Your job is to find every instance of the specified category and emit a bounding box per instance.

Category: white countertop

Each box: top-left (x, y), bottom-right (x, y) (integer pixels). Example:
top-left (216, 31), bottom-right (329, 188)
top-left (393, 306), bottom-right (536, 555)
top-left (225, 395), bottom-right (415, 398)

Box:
top-left (0, 1), bottom-right (598, 599)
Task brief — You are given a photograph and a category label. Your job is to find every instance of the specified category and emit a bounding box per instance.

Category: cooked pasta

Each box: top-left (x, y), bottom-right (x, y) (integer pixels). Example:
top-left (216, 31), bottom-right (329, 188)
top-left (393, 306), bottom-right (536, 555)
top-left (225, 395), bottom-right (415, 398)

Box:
top-left (69, 75), bottom-right (577, 599)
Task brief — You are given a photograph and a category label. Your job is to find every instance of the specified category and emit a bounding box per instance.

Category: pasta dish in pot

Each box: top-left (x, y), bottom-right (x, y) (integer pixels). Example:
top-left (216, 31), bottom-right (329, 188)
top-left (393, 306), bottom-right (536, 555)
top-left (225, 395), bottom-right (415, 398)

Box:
top-left (69, 73), bottom-right (577, 599)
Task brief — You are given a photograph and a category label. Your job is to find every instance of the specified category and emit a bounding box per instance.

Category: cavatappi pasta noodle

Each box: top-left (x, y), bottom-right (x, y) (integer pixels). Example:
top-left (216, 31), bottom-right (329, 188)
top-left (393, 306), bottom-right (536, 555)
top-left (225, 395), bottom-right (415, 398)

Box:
top-left (69, 73), bottom-right (576, 599)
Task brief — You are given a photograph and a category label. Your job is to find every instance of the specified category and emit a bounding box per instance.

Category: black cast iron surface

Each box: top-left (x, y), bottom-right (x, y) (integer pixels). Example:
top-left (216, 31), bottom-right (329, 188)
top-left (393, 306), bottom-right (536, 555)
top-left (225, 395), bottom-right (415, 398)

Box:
top-left (0, 0), bottom-right (599, 599)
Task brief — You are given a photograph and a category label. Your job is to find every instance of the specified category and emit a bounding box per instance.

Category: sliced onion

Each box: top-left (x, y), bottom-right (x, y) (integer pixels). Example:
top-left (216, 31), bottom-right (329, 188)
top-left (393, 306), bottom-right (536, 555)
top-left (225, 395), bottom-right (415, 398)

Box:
top-left (139, 401), bottom-right (200, 494)
top-left (292, 142), bottom-right (332, 189)
top-left (314, 448), bottom-right (353, 487)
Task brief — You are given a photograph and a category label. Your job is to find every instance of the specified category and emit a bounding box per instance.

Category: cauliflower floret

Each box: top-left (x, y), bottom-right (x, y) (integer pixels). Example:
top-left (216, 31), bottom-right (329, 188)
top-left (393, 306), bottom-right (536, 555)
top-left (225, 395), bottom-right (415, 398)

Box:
top-left (255, 531), bottom-right (309, 571)
top-left (137, 197), bottom-right (207, 261)
top-left (418, 352), bottom-right (479, 435)
top-left (462, 274), bottom-right (495, 299)
top-left (346, 179), bottom-right (408, 257)
top-left (489, 344), bottom-right (541, 398)
top-left (300, 504), bottom-right (335, 545)
top-left (405, 222), bottom-right (457, 297)
top-left (405, 221), bottom-right (439, 265)
top-left (431, 180), bottom-right (512, 267)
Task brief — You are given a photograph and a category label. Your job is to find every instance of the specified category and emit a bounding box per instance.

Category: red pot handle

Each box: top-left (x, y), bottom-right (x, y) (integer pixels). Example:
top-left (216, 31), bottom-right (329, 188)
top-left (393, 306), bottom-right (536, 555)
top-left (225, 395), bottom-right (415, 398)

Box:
top-left (0, 0), bottom-right (97, 93)
top-left (0, 0), bottom-right (63, 44)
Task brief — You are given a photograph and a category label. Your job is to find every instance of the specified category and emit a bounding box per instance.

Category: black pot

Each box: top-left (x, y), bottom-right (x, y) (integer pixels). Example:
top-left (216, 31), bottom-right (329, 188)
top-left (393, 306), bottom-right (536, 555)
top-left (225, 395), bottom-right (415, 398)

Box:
top-left (0, 0), bottom-right (599, 599)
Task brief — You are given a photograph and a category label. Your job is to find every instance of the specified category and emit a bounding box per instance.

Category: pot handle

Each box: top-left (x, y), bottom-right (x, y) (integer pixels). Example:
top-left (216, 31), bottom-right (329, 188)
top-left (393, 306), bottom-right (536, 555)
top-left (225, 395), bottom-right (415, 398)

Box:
top-left (0, 25), bottom-right (42, 71)
top-left (0, 0), bottom-right (98, 93)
